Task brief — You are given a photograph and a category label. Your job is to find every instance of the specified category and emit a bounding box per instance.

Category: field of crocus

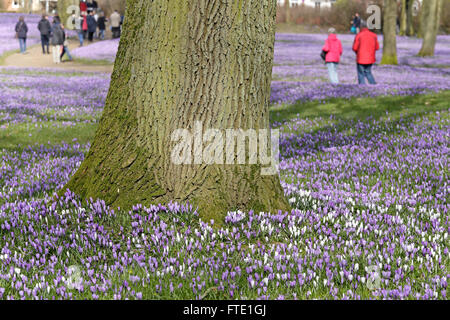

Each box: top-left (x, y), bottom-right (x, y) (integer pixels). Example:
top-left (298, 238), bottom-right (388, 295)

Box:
top-left (1, 12), bottom-right (449, 299)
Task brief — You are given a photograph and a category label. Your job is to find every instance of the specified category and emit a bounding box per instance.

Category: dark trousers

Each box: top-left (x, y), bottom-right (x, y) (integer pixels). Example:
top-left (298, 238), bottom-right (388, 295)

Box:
top-left (112, 26), bottom-right (121, 38)
top-left (41, 34), bottom-right (49, 53)
top-left (88, 32), bottom-right (94, 42)
top-left (357, 63), bottom-right (376, 85)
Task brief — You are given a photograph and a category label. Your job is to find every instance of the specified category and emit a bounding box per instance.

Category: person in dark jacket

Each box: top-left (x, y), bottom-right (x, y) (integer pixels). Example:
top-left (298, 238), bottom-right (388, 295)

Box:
top-left (86, 0), bottom-right (95, 13)
top-left (352, 21), bottom-right (380, 85)
top-left (353, 13), bottom-right (361, 34)
top-left (38, 14), bottom-right (51, 54)
top-left (51, 17), bottom-right (64, 64)
top-left (15, 16), bottom-right (28, 54)
top-left (60, 25), bottom-right (73, 62)
top-left (86, 11), bottom-right (97, 42)
top-left (97, 12), bottom-right (107, 40)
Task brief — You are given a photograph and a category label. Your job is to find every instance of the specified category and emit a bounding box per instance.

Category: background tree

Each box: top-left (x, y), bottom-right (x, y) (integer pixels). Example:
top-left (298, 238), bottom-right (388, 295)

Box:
top-left (418, 0), bottom-right (442, 56)
top-left (381, 0), bottom-right (398, 65)
top-left (406, 0), bottom-right (416, 36)
top-left (62, 0), bottom-right (290, 222)
top-left (399, 0), bottom-right (407, 36)
top-left (285, 0), bottom-right (291, 23)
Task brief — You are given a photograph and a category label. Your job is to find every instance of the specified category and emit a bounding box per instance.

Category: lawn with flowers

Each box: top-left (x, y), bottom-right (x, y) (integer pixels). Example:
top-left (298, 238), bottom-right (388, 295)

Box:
top-left (0, 15), bottom-right (449, 299)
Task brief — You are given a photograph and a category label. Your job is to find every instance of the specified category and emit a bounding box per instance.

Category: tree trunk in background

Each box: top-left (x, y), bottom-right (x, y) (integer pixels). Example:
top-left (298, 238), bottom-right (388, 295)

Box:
top-left (285, 0), bottom-right (291, 23)
top-left (418, 0), bottom-right (441, 56)
top-left (381, 0), bottom-right (398, 65)
top-left (406, 0), bottom-right (415, 36)
top-left (399, 0), bottom-right (407, 36)
top-left (57, 0), bottom-right (80, 29)
top-left (62, 0), bottom-right (290, 222)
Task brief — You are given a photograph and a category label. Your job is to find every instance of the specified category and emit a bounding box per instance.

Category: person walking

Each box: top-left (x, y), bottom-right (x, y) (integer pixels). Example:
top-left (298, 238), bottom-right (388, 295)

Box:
top-left (86, 0), bottom-right (95, 14)
top-left (110, 10), bottom-right (121, 39)
top-left (86, 11), bottom-right (97, 42)
top-left (97, 12), bottom-right (107, 40)
top-left (15, 16), bottom-right (28, 54)
top-left (60, 25), bottom-right (73, 62)
top-left (82, 11), bottom-right (88, 40)
top-left (80, 0), bottom-right (87, 13)
top-left (353, 13), bottom-right (361, 34)
top-left (73, 12), bottom-right (84, 46)
top-left (322, 28), bottom-right (343, 84)
top-left (352, 21), bottom-right (380, 85)
top-left (50, 17), bottom-right (64, 64)
top-left (38, 14), bottom-right (51, 54)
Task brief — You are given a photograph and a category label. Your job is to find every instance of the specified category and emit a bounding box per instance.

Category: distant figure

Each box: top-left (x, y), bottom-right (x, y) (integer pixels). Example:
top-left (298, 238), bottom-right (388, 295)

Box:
top-left (110, 10), bottom-right (121, 38)
top-left (80, 0), bottom-right (87, 13)
top-left (322, 28), bottom-right (343, 84)
top-left (15, 16), bottom-right (28, 54)
top-left (86, 0), bottom-right (94, 13)
top-left (352, 21), bottom-right (380, 85)
top-left (86, 11), bottom-right (97, 42)
top-left (38, 14), bottom-right (51, 54)
top-left (50, 17), bottom-right (64, 64)
top-left (73, 12), bottom-right (84, 46)
top-left (97, 12), bottom-right (107, 40)
top-left (82, 11), bottom-right (88, 39)
top-left (60, 24), bottom-right (73, 62)
top-left (350, 15), bottom-right (357, 34)
top-left (353, 13), bottom-right (361, 34)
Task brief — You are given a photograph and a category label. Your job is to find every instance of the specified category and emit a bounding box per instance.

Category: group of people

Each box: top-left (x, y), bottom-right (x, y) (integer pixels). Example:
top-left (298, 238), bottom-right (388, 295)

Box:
top-left (322, 18), bottom-right (379, 85)
top-left (38, 15), bottom-right (72, 63)
top-left (16, 14), bottom-right (72, 63)
top-left (72, 2), bottom-right (123, 47)
top-left (15, 15), bottom-right (71, 63)
top-left (14, 6), bottom-right (123, 64)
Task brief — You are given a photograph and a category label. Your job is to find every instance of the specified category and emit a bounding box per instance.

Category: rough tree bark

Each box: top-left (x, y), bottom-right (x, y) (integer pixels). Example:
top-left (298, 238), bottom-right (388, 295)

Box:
top-left (381, 0), bottom-right (398, 65)
top-left (418, 0), bottom-right (442, 56)
top-left (62, 0), bottom-right (290, 222)
top-left (399, 0), bottom-right (407, 36)
top-left (406, 0), bottom-right (415, 36)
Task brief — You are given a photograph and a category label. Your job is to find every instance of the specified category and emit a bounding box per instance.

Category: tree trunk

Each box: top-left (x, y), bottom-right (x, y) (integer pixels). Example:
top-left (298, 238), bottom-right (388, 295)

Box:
top-left (62, 0), bottom-right (290, 222)
top-left (381, 0), bottom-right (398, 65)
top-left (399, 0), bottom-right (407, 36)
top-left (285, 0), bottom-right (291, 24)
top-left (406, 0), bottom-right (415, 36)
top-left (57, 0), bottom-right (80, 29)
top-left (418, 0), bottom-right (441, 56)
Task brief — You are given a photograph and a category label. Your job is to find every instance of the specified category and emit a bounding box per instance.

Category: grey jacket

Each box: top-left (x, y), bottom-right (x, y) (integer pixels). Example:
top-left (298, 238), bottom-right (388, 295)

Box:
top-left (51, 24), bottom-right (65, 46)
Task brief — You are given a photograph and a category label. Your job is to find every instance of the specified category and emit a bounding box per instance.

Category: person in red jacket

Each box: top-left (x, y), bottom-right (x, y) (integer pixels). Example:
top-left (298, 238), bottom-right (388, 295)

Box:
top-left (352, 20), bottom-right (379, 84)
top-left (322, 28), bottom-right (343, 84)
top-left (80, 0), bottom-right (87, 13)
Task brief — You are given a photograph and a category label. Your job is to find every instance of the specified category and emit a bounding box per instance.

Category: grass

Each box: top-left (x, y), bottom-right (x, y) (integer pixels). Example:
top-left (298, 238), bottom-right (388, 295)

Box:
top-left (71, 57), bottom-right (114, 66)
top-left (270, 90), bottom-right (450, 124)
top-left (275, 23), bottom-right (329, 34)
top-left (0, 122), bottom-right (98, 151)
